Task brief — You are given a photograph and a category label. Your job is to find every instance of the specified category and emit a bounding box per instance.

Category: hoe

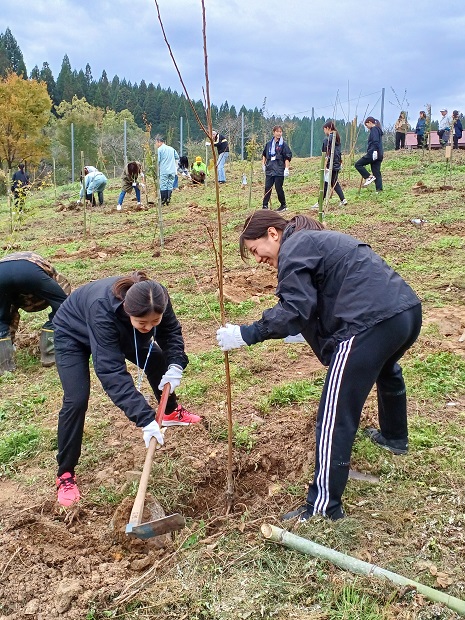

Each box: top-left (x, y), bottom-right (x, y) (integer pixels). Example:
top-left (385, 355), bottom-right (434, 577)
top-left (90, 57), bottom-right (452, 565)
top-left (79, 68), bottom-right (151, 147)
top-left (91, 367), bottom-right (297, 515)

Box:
top-left (125, 383), bottom-right (185, 539)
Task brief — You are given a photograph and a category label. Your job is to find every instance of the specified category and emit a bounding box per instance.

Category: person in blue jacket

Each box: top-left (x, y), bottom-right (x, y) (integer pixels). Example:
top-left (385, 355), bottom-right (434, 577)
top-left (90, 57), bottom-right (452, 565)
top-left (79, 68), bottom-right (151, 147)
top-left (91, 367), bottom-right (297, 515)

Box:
top-left (452, 110), bottom-right (463, 149)
top-left (415, 111), bottom-right (427, 148)
top-left (53, 271), bottom-right (201, 507)
top-left (79, 166), bottom-right (107, 206)
top-left (354, 117), bottom-right (384, 192)
top-left (216, 210), bottom-right (421, 521)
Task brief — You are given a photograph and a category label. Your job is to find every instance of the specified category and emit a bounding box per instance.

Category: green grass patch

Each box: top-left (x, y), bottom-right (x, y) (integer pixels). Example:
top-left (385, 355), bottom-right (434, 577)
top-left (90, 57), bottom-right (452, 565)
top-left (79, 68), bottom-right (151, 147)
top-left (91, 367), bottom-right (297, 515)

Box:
top-left (258, 377), bottom-right (325, 413)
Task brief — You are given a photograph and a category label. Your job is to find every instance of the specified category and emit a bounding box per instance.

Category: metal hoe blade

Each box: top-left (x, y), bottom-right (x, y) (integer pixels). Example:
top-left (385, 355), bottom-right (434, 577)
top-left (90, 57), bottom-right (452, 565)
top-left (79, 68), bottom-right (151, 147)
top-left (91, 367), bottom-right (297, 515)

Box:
top-left (126, 513), bottom-right (185, 539)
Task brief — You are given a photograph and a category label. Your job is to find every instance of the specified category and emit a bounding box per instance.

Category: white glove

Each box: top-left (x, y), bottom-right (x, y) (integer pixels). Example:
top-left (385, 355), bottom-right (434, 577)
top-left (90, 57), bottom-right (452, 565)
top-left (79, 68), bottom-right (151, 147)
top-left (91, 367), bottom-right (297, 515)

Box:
top-left (262, 163), bottom-right (266, 172)
top-left (283, 169), bottom-right (290, 177)
top-left (158, 364), bottom-right (183, 393)
top-left (216, 323), bottom-right (247, 351)
top-left (142, 420), bottom-right (164, 447)
top-left (140, 183), bottom-right (145, 189)
top-left (372, 151), bottom-right (378, 161)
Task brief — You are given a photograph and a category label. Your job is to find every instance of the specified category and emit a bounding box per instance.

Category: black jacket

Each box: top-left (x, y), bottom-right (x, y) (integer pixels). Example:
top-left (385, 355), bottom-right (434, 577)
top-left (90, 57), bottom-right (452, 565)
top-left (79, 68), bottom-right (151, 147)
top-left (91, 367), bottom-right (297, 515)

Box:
top-left (53, 277), bottom-right (188, 427)
top-left (214, 133), bottom-right (229, 154)
top-left (322, 136), bottom-right (342, 171)
top-left (262, 139), bottom-right (292, 177)
top-left (241, 226), bottom-right (420, 365)
top-left (11, 169), bottom-right (29, 191)
top-left (366, 126), bottom-right (384, 160)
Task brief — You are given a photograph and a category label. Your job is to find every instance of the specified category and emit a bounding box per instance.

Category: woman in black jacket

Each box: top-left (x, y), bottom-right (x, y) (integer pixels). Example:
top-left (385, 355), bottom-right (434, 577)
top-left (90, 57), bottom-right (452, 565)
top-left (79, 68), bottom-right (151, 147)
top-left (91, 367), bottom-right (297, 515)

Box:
top-left (355, 116), bottom-right (384, 191)
top-left (312, 121), bottom-right (347, 209)
top-left (216, 211), bottom-right (421, 521)
top-left (53, 271), bottom-right (200, 506)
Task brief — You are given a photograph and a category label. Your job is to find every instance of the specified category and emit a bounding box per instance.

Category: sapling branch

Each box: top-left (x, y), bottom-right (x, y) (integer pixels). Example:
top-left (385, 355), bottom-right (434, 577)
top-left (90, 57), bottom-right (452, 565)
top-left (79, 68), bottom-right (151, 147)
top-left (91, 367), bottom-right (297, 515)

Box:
top-left (153, 0), bottom-right (235, 511)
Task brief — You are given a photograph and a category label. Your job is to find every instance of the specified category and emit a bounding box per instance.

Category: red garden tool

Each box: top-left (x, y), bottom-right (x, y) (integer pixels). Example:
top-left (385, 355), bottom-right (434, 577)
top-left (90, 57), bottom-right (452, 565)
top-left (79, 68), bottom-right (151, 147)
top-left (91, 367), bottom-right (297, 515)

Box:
top-left (125, 383), bottom-right (185, 539)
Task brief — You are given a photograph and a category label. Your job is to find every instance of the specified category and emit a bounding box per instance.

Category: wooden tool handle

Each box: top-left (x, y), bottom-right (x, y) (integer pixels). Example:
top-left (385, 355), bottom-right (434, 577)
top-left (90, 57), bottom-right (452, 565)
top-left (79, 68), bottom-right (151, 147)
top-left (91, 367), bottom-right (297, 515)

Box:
top-left (128, 383), bottom-right (171, 528)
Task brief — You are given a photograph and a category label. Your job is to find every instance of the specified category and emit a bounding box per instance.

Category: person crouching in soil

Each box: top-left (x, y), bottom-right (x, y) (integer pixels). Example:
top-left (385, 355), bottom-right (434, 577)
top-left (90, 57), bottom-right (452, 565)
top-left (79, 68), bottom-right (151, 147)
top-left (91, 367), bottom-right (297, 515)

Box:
top-left (0, 251), bottom-right (70, 373)
top-left (216, 211), bottom-right (422, 521)
top-left (53, 271), bottom-right (201, 507)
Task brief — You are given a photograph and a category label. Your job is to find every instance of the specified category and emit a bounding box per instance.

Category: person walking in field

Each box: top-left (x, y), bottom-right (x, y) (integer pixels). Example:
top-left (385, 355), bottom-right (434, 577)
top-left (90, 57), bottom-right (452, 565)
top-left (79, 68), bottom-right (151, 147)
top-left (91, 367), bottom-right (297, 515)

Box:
top-left (262, 125), bottom-right (292, 212)
top-left (156, 136), bottom-right (179, 205)
top-left (311, 121), bottom-right (347, 209)
top-left (0, 251), bottom-right (70, 373)
top-left (355, 117), bottom-right (384, 192)
top-left (11, 163), bottom-right (30, 211)
top-left (211, 130), bottom-right (229, 183)
top-left (53, 270), bottom-right (201, 507)
top-left (116, 161), bottom-right (144, 211)
top-left (216, 210), bottom-right (421, 521)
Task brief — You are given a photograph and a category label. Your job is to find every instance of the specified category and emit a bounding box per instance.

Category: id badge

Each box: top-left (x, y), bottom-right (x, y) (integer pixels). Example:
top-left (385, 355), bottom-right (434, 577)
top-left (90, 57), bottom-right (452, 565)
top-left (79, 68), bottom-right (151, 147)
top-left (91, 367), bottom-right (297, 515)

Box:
top-left (271, 156), bottom-right (276, 161)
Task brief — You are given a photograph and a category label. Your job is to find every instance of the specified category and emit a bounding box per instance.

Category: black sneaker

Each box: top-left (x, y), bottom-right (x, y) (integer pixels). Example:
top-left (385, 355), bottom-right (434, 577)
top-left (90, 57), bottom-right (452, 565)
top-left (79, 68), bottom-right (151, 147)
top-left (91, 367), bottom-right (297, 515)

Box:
top-left (281, 505), bottom-right (310, 522)
top-left (262, 205), bottom-right (269, 209)
top-left (364, 427), bottom-right (408, 455)
top-left (276, 205), bottom-right (287, 212)
top-left (282, 504), bottom-right (345, 522)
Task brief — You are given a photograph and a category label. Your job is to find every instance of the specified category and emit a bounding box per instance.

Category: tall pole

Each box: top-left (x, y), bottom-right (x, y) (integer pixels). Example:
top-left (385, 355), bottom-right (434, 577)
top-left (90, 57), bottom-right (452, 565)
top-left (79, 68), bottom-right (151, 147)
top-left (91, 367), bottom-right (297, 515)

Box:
top-left (71, 123), bottom-right (75, 183)
top-left (380, 87), bottom-right (385, 127)
top-left (310, 107), bottom-right (315, 157)
top-left (81, 151), bottom-right (87, 239)
top-left (180, 116), bottom-right (183, 156)
top-left (241, 112), bottom-right (245, 160)
top-left (123, 119), bottom-right (127, 166)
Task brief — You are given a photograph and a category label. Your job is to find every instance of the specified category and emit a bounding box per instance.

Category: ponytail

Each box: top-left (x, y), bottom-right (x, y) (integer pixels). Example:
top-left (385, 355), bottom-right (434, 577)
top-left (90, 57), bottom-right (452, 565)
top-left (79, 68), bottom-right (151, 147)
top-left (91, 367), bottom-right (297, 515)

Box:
top-left (112, 271), bottom-right (168, 316)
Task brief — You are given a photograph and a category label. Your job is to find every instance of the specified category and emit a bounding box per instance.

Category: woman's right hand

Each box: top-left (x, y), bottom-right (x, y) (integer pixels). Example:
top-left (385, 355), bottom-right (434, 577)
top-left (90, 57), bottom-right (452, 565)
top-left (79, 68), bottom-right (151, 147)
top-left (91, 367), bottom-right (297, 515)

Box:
top-left (142, 420), bottom-right (164, 447)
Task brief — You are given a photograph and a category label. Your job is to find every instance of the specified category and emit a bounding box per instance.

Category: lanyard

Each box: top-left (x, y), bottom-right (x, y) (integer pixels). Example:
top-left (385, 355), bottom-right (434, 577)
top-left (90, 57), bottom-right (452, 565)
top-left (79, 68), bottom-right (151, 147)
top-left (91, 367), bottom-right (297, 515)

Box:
top-left (133, 328), bottom-right (154, 392)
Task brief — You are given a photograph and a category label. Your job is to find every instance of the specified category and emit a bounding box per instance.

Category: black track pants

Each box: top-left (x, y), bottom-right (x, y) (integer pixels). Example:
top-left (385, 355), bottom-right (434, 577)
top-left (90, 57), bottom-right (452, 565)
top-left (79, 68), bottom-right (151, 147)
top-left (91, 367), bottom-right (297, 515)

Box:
top-left (0, 260), bottom-right (67, 334)
top-left (263, 175), bottom-right (286, 208)
top-left (55, 331), bottom-right (177, 475)
top-left (306, 304), bottom-right (422, 518)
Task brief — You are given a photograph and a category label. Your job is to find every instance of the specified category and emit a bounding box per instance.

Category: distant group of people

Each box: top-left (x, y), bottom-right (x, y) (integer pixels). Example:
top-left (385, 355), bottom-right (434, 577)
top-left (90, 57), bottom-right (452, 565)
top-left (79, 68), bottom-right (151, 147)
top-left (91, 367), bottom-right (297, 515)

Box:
top-left (412, 108), bottom-right (463, 149)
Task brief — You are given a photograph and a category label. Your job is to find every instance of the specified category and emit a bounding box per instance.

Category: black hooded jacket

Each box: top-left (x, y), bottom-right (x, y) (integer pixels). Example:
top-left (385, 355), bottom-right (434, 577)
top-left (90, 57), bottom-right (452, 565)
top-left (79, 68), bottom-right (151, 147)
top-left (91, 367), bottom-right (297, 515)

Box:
top-left (240, 226), bottom-right (420, 365)
top-left (53, 277), bottom-right (188, 427)
top-left (366, 125), bottom-right (384, 160)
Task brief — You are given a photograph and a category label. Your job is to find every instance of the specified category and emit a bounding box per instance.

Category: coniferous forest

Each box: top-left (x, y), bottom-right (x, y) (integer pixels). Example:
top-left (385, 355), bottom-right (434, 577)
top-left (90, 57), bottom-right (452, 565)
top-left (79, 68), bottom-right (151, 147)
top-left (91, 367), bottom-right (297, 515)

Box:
top-left (0, 27), bottom-right (380, 185)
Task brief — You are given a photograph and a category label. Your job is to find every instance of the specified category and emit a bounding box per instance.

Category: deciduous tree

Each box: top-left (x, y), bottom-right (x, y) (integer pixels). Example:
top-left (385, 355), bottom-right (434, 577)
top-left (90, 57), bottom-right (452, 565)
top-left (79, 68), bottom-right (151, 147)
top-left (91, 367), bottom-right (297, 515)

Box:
top-left (0, 72), bottom-right (51, 168)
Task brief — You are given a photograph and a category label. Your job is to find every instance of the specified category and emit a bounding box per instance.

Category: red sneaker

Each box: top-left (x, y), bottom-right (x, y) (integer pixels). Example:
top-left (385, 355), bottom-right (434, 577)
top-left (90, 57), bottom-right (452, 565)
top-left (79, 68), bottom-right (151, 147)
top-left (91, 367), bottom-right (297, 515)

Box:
top-left (56, 472), bottom-right (81, 507)
top-left (162, 404), bottom-right (201, 427)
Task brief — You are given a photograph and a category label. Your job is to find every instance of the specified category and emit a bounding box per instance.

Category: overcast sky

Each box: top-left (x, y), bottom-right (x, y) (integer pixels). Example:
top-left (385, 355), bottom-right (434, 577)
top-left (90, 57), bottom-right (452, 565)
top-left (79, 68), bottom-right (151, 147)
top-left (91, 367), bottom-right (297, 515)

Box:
top-left (3, 0), bottom-right (464, 127)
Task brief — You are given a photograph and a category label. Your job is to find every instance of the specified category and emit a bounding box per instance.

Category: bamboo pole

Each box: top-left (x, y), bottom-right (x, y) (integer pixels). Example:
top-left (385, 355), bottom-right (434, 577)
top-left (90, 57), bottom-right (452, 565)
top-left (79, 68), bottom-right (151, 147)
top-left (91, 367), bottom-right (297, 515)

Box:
top-left (261, 524), bottom-right (465, 617)
top-left (7, 169), bottom-right (13, 234)
top-left (316, 152), bottom-right (326, 224)
top-left (323, 131), bottom-right (336, 213)
top-left (81, 152), bottom-right (87, 239)
top-left (53, 158), bottom-right (57, 204)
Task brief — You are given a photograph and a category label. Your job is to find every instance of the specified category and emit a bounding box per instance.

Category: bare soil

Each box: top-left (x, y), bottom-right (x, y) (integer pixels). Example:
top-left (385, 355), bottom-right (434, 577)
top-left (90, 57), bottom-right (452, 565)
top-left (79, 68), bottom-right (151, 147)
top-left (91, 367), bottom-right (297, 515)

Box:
top-left (1, 184), bottom-right (465, 618)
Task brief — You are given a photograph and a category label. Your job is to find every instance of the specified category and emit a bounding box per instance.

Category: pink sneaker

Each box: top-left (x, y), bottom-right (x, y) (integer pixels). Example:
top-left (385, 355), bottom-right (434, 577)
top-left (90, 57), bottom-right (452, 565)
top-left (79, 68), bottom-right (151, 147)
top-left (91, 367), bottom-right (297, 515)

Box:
top-left (162, 404), bottom-right (201, 427)
top-left (56, 472), bottom-right (81, 506)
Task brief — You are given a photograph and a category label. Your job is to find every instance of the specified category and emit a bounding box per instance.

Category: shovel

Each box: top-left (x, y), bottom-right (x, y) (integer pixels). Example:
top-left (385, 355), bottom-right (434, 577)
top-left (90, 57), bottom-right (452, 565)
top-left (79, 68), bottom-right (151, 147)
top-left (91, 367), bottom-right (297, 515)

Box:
top-left (125, 383), bottom-right (186, 539)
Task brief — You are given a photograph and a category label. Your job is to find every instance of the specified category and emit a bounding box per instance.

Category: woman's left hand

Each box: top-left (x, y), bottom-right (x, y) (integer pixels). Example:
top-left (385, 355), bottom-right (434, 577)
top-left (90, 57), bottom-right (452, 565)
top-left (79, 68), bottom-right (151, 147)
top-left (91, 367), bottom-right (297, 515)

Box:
top-left (216, 324), bottom-right (247, 351)
top-left (158, 364), bottom-right (183, 393)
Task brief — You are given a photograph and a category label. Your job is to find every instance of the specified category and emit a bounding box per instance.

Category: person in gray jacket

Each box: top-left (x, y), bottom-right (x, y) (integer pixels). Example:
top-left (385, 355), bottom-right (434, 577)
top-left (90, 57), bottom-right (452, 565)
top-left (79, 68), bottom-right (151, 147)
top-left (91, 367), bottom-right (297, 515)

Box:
top-left (216, 211), bottom-right (422, 521)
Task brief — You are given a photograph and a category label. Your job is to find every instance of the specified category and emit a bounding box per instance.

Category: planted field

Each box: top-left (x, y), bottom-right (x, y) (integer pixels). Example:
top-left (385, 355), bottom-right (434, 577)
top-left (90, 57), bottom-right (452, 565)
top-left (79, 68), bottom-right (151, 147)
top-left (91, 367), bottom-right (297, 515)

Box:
top-left (1, 149), bottom-right (465, 619)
